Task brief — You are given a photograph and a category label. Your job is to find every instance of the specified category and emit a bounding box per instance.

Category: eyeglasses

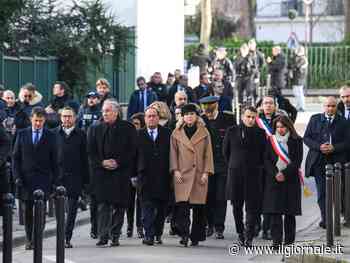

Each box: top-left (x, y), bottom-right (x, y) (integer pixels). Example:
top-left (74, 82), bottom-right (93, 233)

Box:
top-left (24, 95), bottom-right (32, 98)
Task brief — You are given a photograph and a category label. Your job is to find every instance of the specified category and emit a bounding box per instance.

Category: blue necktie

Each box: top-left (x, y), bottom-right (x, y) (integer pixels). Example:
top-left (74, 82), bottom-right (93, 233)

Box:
top-left (34, 130), bottom-right (40, 145)
top-left (150, 130), bottom-right (155, 142)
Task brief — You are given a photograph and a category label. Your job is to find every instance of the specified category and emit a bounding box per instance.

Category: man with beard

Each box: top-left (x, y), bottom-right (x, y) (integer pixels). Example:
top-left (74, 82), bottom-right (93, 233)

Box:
top-left (199, 96), bottom-right (235, 239)
top-left (223, 106), bottom-right (265, 247)
top-left (87, 99), bottom-right (137, 247)
top-left (77, 91), bottom-right (102, 133)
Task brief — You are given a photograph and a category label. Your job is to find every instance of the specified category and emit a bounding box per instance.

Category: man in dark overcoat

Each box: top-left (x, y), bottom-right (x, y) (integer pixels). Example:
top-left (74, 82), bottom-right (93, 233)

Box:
top-left (267, 46), bottom-right (286, 95)
top-left (223, 106), bottom-right (266, 247)
top-left (87, 99), bottom-right (137, 247)
top-left (199, 96), bottom-right (235, 239)
top-left (304, 96), bottom-right (350, 228)
top-left (13, 106), bottom-right (61, 250)
top-left (53, 106), bottom-right (89, 248)
top-left (136, 106), bottom-right (171, 245)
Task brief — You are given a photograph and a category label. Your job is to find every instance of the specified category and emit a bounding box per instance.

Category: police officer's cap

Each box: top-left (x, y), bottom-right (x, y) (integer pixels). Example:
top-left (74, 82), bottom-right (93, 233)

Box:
top-left (86, 91), bottom-right (99, 98)
top-left (199, 96), bottom-right (219, 104)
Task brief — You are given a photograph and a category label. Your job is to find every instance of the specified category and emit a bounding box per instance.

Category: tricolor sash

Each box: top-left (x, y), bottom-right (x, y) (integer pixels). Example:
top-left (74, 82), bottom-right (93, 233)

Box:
top-left (256, 117), bottom-right (273, 137)
top-left (270, 135), bottom-right (291, 165)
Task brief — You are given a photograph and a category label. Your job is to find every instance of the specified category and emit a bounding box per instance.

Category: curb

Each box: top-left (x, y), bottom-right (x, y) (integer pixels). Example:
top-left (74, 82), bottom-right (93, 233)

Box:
top-left (0, 214), bottom-right (90, 248)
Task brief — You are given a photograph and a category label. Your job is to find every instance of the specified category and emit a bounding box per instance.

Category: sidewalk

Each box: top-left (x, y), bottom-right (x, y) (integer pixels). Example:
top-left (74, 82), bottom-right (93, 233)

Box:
top-left (0, 204), bottom-right (90, 248)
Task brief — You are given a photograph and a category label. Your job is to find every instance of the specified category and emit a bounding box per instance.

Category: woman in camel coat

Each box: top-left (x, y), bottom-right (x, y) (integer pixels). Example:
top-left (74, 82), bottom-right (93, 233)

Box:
top-left (170, 103), bottom-right (214, 247)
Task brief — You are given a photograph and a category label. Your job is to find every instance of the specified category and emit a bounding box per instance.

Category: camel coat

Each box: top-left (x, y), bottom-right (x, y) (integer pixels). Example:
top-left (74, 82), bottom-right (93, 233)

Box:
top-left (170, 120), bottom-right (214, 204)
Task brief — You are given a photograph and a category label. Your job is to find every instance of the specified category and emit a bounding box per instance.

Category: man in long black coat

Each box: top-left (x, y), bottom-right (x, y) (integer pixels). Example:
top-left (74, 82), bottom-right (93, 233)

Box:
top-left (137, 106), bottom-right (171, 245)
top-left (87, 99), bottom-right (137, 247)
top-left (53, 106), bottom-right (89, 248)
top-left (199, 96), bottom-right (235, 239)
top-left (0, 126), bottom-right (11, 217)
top-left (13, 106), bottom-right (61, 250)
top-left (267, 46), bottom-right (286, 95)
top-left (223, 106), bottom-right (266, 247)
top-left (304, 96), bottom-right (350, 228)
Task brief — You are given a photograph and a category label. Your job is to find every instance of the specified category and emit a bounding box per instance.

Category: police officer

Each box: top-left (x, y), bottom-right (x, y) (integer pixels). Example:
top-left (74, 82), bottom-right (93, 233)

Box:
top-left (248, 39), bottom-right (265, 103)
top-left (211, 47), bottom-right (234, 82)
top-left (235, 43), bottom-right (254, 105)
top-left (199, 96), bottom-right (235, 239)
top-left (77, 91), bottom-right (102, 132)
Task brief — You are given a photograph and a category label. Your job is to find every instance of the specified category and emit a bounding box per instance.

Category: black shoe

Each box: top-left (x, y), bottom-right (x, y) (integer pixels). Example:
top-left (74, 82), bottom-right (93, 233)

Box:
top-left (245, 239), bottom-right (253, 248)
top-left (137, 227), bottom-right (144, 239)
top-left (237, 234), bottom-right (245, 246)
top-left (215, 231), bottom-right (224, 239)
top-left (110, 237), bottom-right (120, 247)
top-left (25, 242), bottom-right (33, 250)
top-left (271, 243), bottom-right (281, 251)
top-left (179, 236), bottom-right (189, 247)
top-left (127, 228), bottom-right (133, 238)
top-left (90, 232), bottom-right (98, 239)
top-left (142, 238), bottom-right (154, 246)
top-left (262, 231), bottom-right (272, 240)
top-left (65, 241), bottom-right (73, 248)
top-left (319, 221), bottom-right (326, 229)
top-left (206, 227), bottom-right (214, 237)
top-left (190, 240), bottom-right (199, 246)
top-left (169, 227), bottom-right (176, 236)
top-left (96, 239), bottom-right (108, 247)
top-left (155, 236), bottom-right (163, 245)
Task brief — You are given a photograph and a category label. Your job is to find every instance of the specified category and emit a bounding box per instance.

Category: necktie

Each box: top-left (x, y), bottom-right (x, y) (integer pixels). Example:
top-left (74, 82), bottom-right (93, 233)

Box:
top-left (150, 130), bottom-right (155, 142)
top-left (34, 130), bottom-right (40, 145)
top-left (140, 91), bottom-right (144, 111)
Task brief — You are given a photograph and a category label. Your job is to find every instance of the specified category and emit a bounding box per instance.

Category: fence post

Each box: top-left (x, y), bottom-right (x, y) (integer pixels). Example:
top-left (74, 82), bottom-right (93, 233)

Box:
top-left (344, 163), bottom-right (350, 227)
top-left (55, 186), bottom-right (66, 263)
top-left (326, 167), bottom-right (334, 247)
top-left (3, 193), bottom-right (14, 263)
top-left (334, 162), bottom-right (342, 236)
top-left (33, 190), bottom-right (45, 263)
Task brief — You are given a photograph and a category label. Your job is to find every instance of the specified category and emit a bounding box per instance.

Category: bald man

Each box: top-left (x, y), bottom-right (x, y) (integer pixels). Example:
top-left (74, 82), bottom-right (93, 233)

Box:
top-left (338, 85), bottom-right (350, 120)
top-left (304, 97), bottom-right (350, 229)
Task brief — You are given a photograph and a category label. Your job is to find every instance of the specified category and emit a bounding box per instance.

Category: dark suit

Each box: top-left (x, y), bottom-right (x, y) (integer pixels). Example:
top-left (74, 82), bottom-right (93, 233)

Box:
top-left (223, 124), bottom-right (266, 240)
top-left (304, 113), bottom-right (350, 223)
top-left (53, 126), bottom-right (89, 241)
top-left (127, 89), bottom-right (158, 119)
top-left (13, 127), bottom-right (61, 244)
top-left (137, 126), bottom-right (171, 240)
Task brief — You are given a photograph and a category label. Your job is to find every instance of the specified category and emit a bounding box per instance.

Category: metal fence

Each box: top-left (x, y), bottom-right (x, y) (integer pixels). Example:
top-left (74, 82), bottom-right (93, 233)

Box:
top-left (223, 45), bottom-right (350, 89)
top-left (0, 54), bottom-right (58, 104)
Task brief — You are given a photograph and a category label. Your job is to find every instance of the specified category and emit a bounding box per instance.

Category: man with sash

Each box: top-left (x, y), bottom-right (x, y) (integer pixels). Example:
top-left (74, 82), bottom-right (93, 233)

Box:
top-left (199, 96), bottom-right (235, 239)
top-left (223, 106), bottom-right (266, 247)
top-left (255, 95), bottom-right (279, 240)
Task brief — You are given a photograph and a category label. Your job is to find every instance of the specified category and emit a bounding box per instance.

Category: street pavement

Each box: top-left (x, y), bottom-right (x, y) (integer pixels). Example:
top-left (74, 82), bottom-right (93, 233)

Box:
top-left (6, 101), bottom-right (350, 262)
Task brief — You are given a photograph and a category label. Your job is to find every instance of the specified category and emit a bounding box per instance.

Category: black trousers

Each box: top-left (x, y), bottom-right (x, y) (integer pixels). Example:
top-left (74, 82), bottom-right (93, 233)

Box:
top-left (90, 194), bottom-right (98, 236)
top-left (206, 175), bottom-right (227, 232)
top-left (175, 202), bottom-right (206, 242)
top-left (24, 200), bottom-right (46, 243)
top-left (236, 76), bottom-right (253, 104)
top-left (65, 198), bottom-right (79, 241)
top-left (97, 203), bottom-right (125, 241)
top-left (127, 186), bottom-right (142, 230)
top-left (232, 201), bottom-right (257, 240)
top-left (270, 214), bottom-right (296, 245)
top-left (141, 199), bottom-right (167, 239)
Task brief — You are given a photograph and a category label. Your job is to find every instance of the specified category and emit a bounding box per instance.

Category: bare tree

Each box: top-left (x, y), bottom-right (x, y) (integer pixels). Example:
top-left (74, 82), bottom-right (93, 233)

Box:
top-left (200, 0), bottom-right (212, 48)
top-left (345, 0), bottom-right (350, 38)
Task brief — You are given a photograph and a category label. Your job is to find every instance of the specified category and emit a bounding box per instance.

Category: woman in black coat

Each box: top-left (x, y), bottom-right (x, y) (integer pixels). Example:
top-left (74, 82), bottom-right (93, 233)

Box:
top-left (263, 115), bottom-right (303, 249)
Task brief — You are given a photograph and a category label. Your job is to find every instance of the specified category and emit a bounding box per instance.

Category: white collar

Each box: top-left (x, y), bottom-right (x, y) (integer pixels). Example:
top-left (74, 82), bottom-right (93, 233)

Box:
top-left (63, 126), bottom-right (75, 136)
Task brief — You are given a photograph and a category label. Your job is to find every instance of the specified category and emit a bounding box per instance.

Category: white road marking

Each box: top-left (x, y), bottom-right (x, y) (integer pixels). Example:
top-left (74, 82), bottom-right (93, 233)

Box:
top-left (44, 255), bottom-right (76, 263)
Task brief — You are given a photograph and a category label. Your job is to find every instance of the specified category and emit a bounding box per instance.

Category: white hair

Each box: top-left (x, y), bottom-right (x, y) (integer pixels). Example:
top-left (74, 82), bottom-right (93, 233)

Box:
top-left (3, 90), bottom-right (15, 98)
top-left (103, 99), bottom-right (120, 112)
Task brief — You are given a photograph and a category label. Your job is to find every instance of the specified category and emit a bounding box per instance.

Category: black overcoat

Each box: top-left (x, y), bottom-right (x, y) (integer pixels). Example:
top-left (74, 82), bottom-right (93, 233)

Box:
top-left (0, 127), bottom-right (11, 215)
top-left (223, 125), bottom-right (266, 212)
top-left (53, 126), bottom-right (89, 198)
top-left (263, 136), bottom-right (303, 215)
top-left (12, 127), bottom-right (61, 200)
top-left (87, 119), bottom-right (137, 206)
top-left (137, 125), bottom-right (171, 202)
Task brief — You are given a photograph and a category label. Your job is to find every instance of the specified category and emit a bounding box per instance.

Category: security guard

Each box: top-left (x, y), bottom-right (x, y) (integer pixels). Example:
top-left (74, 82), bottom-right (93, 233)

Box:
top-left (199, 96), bottom-right (235, 239)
